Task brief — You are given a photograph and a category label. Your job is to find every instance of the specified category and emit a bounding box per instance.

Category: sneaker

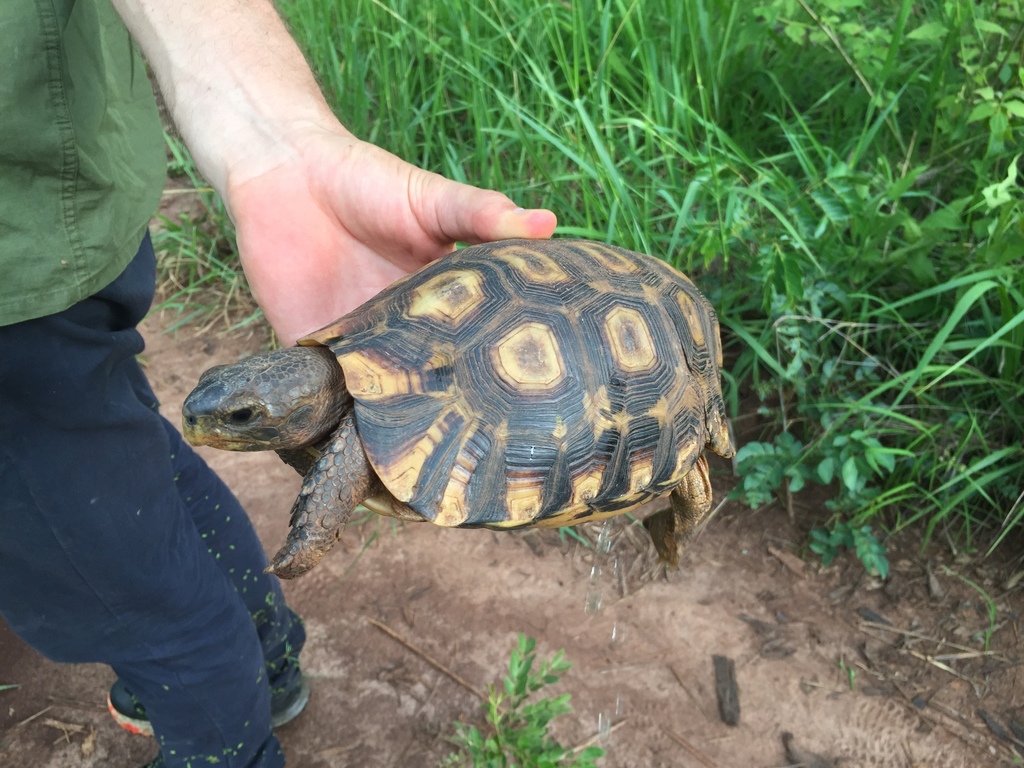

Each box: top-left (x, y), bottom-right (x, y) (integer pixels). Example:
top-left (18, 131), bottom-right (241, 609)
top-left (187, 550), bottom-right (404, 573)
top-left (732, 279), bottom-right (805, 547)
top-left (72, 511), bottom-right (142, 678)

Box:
top-left (108, 674), bottom-right (311, 737)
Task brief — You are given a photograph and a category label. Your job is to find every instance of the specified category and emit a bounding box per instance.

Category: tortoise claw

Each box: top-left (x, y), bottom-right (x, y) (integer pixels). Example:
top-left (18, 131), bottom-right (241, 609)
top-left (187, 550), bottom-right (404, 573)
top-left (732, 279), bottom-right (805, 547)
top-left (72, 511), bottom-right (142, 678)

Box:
top-left (265, 540), bottom-right (324, 580)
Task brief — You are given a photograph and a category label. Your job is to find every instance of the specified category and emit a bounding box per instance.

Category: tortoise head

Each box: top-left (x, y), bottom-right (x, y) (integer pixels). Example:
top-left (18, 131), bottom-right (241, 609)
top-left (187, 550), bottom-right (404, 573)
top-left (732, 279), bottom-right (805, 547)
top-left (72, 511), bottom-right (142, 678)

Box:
top-left (182, 345), bottom-right (349, 451)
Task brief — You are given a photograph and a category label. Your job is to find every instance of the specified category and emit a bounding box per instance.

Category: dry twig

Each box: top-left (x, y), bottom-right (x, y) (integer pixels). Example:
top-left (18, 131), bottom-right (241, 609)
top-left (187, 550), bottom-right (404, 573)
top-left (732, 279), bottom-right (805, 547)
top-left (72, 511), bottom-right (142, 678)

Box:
top-left (41, 718), bottom-right (86, 745)
top-left (366, 616), bottom-right (487, 701)
top-left (768, 545), bottom-right (806, 577)
top-left (669, 664), bottom-right (715, 723)
top-left (858, 620), bottom-right (1000, 657)
top-left (665, 730), bottom-right (719, 768)
top-left (570, 719), bottom-right (627, 754)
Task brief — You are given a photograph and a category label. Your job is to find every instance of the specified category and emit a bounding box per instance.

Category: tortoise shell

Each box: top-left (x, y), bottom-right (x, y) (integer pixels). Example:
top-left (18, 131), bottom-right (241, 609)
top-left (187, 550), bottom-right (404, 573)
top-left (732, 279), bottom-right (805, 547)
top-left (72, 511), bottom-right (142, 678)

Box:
top-left (300, 239), bottom-right (733, 529)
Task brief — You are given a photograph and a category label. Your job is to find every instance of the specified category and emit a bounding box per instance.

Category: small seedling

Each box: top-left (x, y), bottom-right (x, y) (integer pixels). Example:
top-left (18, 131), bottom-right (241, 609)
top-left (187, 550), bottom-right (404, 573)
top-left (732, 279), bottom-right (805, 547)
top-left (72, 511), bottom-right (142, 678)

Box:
top-left (442, 634), bottom-right (603, 767)
top-left (837, 658), bottom-right (857, 691)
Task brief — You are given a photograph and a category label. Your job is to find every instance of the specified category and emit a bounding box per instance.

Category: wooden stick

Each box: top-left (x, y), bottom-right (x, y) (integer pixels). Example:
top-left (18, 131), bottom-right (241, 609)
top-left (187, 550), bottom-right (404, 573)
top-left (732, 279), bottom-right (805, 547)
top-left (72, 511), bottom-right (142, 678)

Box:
top-left (15, 704), bottom-right (54, 728)
top-left (570, 719), bottom-right (627, 754)
top-left (859, 621), bottom-right (1000, 656)
top-left (365, 616), bottom-right (487, 701)
top-left (665, 730), bottom-right (719, 768)
top-left (669, 664), bottom-right (715, 723)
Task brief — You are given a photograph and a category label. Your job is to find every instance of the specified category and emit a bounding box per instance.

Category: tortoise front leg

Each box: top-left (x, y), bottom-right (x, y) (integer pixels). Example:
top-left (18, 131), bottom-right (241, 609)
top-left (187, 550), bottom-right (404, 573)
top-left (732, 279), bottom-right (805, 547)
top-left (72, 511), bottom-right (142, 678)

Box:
top-left (266, 413), bottom-right (382, 579)
top-left (275, 445), bottom-right (322, 477)
top-left (644, 454), bottom-right (712, 568)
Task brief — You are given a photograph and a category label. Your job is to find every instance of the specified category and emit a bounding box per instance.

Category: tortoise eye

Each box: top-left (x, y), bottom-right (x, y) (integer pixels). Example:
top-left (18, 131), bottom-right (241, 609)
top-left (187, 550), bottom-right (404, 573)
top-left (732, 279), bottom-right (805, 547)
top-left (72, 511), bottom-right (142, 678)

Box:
top-left (228, 408), bottom-right (255, 425)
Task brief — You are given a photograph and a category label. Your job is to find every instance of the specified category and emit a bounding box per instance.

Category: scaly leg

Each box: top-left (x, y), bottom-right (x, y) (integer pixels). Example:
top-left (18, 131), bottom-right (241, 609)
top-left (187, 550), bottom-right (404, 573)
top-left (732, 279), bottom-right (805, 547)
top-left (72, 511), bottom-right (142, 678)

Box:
top-left (643, 455), bottom-right (712, 568)
top-left (266, 413), bottom-right (381, 579)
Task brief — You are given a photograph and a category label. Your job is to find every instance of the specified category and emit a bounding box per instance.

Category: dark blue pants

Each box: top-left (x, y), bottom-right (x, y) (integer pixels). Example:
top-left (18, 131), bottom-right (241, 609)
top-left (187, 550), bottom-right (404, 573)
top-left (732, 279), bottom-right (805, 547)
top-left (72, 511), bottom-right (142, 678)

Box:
top-left (0, 235), bottom-right (304, 768)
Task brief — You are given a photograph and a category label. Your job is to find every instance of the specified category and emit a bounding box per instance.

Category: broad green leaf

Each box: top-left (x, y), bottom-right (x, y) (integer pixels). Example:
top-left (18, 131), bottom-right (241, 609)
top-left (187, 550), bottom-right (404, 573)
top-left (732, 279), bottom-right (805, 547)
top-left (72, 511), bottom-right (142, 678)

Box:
top-left (907, 21), bottom-right (948, 41)
top-left (1005, 101), bottom-right (1024, 119)
top-left (842, 457), bottom-right (860, 492)
top-left (968, 102), bottom-right (997, 123)
top-left (919, 205), bottom-right (962, 232)
top-left (974, 19), bottom-right (1008, 36)
top-left (810, 185), bottom-right (851, 223)
top-left (873, 449), bottom-right (896, 473)
top-left (782, 253), bottom-right (805, 304)
top-left (906, 252), bottom-right (939, 285)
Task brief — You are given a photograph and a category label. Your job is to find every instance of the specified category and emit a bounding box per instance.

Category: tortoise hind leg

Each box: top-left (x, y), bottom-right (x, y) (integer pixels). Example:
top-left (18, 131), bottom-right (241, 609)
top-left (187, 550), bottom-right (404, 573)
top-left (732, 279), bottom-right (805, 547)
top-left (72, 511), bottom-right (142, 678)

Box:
top-left (644, 455), bottom-right (712, 568)
top-left (266, 413), bottom-right (382, 579)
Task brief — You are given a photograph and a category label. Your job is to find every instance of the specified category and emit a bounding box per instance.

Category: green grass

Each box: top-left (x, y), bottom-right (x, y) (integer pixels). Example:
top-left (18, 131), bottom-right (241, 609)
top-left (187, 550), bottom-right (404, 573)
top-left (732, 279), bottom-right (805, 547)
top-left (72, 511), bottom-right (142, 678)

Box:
top-left (156, 0), bottom-right (1024, 562)
top-left (152, 134), bottom-right (260, 334)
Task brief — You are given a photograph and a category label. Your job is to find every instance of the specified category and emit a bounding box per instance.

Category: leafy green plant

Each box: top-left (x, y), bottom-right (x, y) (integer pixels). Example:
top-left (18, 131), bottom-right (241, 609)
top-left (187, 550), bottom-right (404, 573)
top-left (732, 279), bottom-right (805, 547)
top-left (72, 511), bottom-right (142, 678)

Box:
top-left (731, 432), bottom-right (813, 510)
top-left (815, 427), bottom-right (899, 512)
top-left (720, 0), bottom-right (1023, 556)
top-left (733, 423), bottom-right (898, 500)
top-left (810, 522), bottom-right (889, 579)
top-left (442, 635), bottom-right (603, 768)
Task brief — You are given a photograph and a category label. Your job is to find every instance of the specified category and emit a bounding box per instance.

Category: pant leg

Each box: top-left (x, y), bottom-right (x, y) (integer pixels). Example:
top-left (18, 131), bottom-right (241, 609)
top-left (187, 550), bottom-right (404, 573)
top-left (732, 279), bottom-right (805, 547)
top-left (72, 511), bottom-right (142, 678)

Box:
top-left (163, 416), bottom-right (306, 697)
top-left (0, 235), bottom-right (298, 768)
top-left (128, 366), bottom-right (305, 699)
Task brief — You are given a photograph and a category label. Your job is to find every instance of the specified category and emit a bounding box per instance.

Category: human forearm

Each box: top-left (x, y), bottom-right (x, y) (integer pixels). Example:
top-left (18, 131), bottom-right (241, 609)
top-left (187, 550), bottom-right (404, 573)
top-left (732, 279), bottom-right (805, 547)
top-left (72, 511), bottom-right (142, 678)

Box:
top-left (112, 0), bottom-right (557, 344)
top-left (111, 0), bottom-right (341, 198)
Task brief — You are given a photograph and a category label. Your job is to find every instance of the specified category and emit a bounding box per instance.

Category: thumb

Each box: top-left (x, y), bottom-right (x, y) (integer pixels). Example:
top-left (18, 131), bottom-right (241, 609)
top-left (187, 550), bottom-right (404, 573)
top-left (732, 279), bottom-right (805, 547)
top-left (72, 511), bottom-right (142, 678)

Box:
top-left (418, 173), bottom-right (558, 245)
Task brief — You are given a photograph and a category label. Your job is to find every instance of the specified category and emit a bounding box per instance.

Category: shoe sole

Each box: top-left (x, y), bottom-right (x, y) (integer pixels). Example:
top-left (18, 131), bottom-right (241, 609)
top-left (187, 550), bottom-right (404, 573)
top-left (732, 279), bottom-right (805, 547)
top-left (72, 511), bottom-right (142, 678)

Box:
top-left (107, 693), bottom-right (154, 737)
top-left (271, 676), bottom-right (311, 729)
top-left (108, 677), bottom-right (310, 736)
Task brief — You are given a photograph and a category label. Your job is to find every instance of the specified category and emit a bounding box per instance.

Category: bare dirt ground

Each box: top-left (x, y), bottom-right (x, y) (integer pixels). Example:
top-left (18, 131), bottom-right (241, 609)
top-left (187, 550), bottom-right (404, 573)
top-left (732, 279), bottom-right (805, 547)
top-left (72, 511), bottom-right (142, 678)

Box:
top-left (2, 316), bottom-right (1023, 768)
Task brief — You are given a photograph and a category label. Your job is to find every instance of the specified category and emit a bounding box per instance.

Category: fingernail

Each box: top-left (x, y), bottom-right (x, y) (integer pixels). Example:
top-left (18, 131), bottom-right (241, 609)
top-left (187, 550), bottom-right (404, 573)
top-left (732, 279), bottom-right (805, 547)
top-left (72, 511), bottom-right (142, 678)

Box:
top-left (513, 207), bottom-right (527, 214)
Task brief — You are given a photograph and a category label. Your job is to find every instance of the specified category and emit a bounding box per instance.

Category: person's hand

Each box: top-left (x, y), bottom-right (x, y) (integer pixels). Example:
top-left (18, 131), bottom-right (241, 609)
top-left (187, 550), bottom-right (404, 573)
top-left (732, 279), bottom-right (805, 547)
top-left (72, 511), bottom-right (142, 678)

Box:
top-left (110, 0), bottom-right (555, 345)
top-left (228, 127), bottom-right (557, 346)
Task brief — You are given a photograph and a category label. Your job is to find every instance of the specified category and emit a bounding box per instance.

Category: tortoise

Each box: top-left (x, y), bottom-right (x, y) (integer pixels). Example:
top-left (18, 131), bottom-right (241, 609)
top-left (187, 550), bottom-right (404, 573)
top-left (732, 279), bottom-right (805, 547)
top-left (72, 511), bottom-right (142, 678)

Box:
top-left (182, 239), bottom-right (734, 579)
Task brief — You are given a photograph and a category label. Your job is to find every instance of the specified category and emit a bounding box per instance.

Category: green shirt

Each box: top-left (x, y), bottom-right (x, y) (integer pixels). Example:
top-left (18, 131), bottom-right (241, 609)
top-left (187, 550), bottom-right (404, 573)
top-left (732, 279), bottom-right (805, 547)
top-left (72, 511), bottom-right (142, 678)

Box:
top-left (0, 0), bottom-right (166, 326)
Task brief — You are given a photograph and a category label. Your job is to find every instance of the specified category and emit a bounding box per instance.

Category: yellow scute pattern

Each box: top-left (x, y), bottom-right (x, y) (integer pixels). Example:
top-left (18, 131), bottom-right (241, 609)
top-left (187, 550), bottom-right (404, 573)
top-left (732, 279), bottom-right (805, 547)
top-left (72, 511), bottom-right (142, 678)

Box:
top-left (491, 322), bottom-right (565, 390)
top-left (407, 269), bottom-right (486, 326)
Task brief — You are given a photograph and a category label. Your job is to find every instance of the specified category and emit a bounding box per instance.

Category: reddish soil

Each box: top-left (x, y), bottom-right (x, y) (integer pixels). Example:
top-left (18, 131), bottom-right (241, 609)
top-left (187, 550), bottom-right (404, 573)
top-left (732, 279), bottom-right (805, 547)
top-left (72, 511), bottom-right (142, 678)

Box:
top-left (2, 316), bottom-right (1022, 768)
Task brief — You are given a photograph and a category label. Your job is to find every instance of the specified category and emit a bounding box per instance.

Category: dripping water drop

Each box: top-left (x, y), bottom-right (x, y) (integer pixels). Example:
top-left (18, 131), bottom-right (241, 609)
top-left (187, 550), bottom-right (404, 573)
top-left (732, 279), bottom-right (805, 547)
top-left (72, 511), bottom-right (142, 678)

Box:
top-left (584, 564), bottom-right (603, 616)
top-left (597, 710), bottom-right (612, 743)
